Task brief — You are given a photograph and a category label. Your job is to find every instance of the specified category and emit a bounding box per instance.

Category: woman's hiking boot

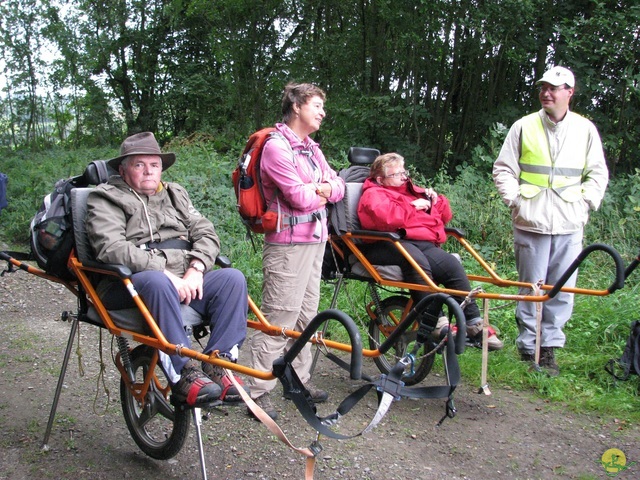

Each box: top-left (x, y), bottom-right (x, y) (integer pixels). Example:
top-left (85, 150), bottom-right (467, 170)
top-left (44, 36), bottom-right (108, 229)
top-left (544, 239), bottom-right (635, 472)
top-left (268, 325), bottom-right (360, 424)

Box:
top-left (434, 316), bottom-right (504, 351)
top-left (247, 393), bottom-right (278, 421)
top-left (283, 381), bottom-right (329, 403)
top-left (466, 323), bottom-right (504, 351)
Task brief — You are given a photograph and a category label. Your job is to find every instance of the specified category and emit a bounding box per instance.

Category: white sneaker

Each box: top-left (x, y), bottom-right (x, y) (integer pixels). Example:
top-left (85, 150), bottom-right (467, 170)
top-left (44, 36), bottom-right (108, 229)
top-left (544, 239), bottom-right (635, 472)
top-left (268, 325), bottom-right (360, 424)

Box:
top-left (432, 316), bottom-right (455, 340)
top-left (466, 323), bottom-right (504, 351)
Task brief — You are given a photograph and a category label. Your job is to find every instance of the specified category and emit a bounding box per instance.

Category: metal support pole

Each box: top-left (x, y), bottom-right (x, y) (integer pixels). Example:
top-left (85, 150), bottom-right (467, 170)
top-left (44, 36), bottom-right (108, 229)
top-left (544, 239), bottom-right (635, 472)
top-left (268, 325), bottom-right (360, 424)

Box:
top-left (192, 408), bottom-right (208, 480)
top-left (42, 315), bottom-right (79, 450)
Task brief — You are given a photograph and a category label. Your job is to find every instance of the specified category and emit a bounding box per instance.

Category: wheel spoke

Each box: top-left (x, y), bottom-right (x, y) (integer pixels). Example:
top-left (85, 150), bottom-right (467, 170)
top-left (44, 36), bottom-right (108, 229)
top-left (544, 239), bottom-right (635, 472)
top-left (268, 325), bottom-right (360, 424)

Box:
top-left (120, 345), bottom-right (190, 460)
top-left (368, 295), bottom-right (436, 386)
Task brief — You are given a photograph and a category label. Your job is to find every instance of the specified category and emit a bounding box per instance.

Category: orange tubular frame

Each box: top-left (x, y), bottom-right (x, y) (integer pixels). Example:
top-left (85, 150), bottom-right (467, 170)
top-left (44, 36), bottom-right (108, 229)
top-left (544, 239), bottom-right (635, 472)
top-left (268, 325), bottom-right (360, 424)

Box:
top-left (66, 255), bottom-right (277, 381)
top-left (1, 250), bottom-right (373, 388)
top-left (0, 230), bottom-right (629, 399)
top-left (336, 227), bottom-right (627, 304)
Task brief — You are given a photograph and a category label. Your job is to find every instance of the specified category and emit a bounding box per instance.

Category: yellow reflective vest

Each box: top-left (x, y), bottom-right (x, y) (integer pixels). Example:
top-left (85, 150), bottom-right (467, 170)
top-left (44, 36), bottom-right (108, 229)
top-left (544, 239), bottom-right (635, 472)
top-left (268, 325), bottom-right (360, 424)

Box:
top-left (519, 113), bottom-right (586, 202)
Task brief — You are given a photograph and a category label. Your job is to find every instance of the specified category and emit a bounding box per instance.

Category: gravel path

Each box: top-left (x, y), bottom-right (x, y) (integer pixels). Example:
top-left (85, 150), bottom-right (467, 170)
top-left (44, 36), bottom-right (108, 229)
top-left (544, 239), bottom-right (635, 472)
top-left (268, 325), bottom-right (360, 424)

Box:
top-left (1, 267), bottom-right (639, 479)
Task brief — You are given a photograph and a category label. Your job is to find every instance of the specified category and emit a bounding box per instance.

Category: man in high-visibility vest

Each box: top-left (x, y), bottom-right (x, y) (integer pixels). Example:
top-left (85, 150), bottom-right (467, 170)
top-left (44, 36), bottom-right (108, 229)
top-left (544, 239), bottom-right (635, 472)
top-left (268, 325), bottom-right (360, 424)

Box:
top-left (493, 66), bottom-right (609, 376)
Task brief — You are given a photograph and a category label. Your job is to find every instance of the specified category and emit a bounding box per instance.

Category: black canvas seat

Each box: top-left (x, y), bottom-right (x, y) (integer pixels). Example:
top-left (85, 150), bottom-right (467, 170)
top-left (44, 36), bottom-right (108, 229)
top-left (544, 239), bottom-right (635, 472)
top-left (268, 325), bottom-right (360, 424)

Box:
top-left (324, 147), bottom-right (404, 282)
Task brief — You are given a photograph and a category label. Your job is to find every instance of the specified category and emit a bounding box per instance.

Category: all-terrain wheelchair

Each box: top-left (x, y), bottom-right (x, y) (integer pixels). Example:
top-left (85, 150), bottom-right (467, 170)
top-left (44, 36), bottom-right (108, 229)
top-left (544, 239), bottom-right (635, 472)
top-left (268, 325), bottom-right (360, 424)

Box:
top-left (1, 150), bottom-right (634, 480)
top-left (318, 147), bottom-right (632, 388)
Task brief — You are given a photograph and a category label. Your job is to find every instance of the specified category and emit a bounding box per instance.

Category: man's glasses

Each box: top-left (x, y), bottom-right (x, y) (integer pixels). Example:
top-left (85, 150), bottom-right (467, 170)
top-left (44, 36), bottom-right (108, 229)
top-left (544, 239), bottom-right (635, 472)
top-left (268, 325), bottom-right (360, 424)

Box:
top-left (538, 85), bottom-right (569, 94)
top-left (385, 171), bottom-right (408, 179)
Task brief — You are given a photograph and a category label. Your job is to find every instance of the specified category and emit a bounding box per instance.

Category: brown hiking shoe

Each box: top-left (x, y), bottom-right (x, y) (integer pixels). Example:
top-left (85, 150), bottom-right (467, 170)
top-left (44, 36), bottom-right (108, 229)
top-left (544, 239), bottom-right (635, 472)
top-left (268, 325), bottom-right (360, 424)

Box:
top-left (202, 362), bottom-right (250, 403)
top-left (283, 381), bottom-right (329, 403)
top-left (248, 393), bottom-right (278, 421)
top-left (304, 381), bottom-right (329, 403)
top-left (520, 352), bottom-right (536, 363)
top-left (540, 347), bottom-right (560, 377)
top-left (172, 359), bottom-right (221, 407)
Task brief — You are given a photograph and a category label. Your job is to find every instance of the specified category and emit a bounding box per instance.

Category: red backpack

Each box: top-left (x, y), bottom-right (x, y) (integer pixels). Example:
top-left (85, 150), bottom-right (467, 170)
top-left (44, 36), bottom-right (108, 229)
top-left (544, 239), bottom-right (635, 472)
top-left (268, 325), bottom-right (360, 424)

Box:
top-left (233, 127), bottom-right (281, 234)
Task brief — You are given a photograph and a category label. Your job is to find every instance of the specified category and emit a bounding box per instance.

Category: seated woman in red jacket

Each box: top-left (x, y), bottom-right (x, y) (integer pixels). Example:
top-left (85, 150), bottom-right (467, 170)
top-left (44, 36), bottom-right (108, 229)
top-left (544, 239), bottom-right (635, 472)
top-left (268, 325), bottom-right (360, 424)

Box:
top-left (357, 153), bottom-right (503, 350)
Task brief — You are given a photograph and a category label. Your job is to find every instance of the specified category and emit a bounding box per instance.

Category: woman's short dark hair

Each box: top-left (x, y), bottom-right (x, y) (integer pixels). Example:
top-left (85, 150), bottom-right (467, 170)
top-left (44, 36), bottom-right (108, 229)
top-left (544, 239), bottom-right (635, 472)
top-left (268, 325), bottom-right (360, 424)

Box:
top-left (281, 82), bottom-right (326, 123)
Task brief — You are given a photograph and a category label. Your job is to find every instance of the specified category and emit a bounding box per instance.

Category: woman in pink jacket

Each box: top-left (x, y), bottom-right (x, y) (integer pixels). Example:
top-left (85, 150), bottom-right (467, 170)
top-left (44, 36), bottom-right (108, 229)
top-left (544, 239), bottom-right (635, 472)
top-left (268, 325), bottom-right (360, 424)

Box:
top-left (245, 83), bottom-right (345, 420)
top-left (357, 153), bottom-right (502, 350)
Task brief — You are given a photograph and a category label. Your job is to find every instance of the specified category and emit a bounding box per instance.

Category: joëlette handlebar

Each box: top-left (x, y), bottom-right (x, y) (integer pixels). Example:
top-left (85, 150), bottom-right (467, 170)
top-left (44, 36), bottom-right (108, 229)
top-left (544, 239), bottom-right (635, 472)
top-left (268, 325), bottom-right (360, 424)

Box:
top-left (376, 293), bottom-right (467, 355)
top-left (624, 249), bottom-right (640, 282)
top-left (547, 243), bottom-right (626, 298)
top-left (280, 308), bottom-right (363, 381)
top-left (344, 231), bottom-right (632, 302)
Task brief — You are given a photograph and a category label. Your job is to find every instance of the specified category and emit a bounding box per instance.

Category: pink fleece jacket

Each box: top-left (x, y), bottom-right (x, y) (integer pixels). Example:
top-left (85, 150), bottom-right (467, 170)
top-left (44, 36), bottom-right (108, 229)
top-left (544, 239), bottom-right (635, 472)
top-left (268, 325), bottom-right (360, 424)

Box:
top-left (260, 123), bottom-right (345, 244)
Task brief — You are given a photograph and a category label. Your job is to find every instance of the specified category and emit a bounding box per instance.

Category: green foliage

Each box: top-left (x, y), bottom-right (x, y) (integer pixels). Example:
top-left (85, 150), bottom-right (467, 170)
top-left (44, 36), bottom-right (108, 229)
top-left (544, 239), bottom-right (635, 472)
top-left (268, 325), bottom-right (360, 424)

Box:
top-left (0, 145), bottom-right (115, 245)
top-left (586, 169), bottom-right (640, 255)
top-left (2, 0), bottom-right (639, 177)
top-left (432, 122), bottom-right (515, 268)
top-left (467, 275), bottom-right (640, 422)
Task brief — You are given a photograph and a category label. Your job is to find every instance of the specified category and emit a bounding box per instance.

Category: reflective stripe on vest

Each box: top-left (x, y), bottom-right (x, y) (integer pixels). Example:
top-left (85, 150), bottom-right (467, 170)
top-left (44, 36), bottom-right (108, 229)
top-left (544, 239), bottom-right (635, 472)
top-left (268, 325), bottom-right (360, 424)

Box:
top-left (519, 113), bottom-right (585, 201)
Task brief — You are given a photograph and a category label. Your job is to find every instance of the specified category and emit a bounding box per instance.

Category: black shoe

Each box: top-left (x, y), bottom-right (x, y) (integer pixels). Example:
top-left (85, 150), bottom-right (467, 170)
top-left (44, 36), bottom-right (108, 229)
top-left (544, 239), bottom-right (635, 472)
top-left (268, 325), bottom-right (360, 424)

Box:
top-left (247, 393), bottom-right (278, 421)
top-left (172, 359), bottom-right (221, 407)
top-left (539, 347), bottom-right (560, 377)
top-left (520, 352), bottom-right (536, 363)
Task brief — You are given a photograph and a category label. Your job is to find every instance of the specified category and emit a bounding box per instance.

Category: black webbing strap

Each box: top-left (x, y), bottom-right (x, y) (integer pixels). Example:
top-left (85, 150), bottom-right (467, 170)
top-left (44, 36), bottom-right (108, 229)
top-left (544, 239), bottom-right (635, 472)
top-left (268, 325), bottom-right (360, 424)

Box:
top-left (144, 238), bottom-right (193, 250)
top-left (322, 327), bottom-right (460, 403)
top-left (275, 324), bottom-right (461, 440)
top-left (275, 295), bottom-right (463, 436)
top-left (397, 327), bottom-right (460, 400)
top-left (1, 250), bottom-right (33, 261)
top-left (316, 314), bottom-right (461, 426)
top-left (276, 358), bottom-right (370, 439)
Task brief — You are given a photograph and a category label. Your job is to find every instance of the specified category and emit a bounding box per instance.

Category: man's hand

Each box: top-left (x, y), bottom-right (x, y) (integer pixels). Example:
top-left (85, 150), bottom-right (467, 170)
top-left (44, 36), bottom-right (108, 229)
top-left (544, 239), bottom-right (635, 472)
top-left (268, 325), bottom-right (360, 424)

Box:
top-left (164, 269), bottom-right (204, 305)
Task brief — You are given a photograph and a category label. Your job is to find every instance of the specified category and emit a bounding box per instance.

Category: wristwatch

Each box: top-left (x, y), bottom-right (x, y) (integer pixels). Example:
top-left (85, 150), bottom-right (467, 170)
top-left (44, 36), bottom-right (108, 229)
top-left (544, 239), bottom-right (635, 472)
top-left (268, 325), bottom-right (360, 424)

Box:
top-left (189, 260), bottom-right (206, 273)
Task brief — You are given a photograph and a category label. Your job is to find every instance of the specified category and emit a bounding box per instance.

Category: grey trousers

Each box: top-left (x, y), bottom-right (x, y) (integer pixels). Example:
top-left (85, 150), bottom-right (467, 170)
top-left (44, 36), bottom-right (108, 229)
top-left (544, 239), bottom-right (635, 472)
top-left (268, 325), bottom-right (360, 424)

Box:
top-left (513, 228), bottom-right (583, 354)
top-left (246, 242), bottom-right (325, 399)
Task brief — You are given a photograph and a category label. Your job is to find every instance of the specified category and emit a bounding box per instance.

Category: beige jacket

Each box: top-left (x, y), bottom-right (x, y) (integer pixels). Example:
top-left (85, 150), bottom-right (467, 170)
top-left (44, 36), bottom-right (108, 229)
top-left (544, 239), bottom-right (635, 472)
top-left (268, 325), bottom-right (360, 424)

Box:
top-left (86, 176), bottom-right (220, 275)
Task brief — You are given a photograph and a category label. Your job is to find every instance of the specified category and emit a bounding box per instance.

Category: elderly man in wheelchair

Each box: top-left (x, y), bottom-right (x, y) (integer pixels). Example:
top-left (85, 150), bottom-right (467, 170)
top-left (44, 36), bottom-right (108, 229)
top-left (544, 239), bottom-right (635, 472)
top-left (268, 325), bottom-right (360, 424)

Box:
top-left (85, 132), bottom-right (249, 407)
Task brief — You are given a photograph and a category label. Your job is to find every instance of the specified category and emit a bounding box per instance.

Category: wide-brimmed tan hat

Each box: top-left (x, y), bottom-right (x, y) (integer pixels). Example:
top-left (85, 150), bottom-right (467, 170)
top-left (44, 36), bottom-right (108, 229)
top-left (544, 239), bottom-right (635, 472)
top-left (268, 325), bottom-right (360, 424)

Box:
top-left (107, 132), bottom-right (176, 171)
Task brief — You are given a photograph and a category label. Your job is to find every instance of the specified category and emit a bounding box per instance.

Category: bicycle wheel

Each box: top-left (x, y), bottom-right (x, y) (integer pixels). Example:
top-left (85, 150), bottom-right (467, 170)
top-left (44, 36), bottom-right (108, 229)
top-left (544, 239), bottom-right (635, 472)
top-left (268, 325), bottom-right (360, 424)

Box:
top-left (120, 345), bottom-right (190, 460)
top-left (368, 295), bottom-right (435, 385)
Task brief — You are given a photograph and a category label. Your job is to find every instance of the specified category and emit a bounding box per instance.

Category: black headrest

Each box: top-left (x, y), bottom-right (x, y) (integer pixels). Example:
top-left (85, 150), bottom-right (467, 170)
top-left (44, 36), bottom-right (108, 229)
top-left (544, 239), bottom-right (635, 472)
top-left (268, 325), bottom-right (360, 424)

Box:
top-left (82, 160), bottom-right (116, 185)
top-left (348, 147), bottom-right (380, 166)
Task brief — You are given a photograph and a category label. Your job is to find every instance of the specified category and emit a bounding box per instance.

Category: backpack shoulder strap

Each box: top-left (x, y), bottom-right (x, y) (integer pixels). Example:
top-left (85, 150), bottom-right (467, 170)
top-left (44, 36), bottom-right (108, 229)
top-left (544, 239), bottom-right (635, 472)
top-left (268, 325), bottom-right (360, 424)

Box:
top-left (267, 131), bottom-right (295, 165)
top-left (262, 131), bottom-right (296, 209)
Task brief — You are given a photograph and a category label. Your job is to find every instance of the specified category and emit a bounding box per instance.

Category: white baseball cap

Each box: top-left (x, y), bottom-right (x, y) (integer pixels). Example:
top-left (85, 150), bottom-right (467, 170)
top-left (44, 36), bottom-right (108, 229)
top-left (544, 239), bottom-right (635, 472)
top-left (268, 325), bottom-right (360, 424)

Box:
top-left (536, 66), bottom-right (575, 88)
